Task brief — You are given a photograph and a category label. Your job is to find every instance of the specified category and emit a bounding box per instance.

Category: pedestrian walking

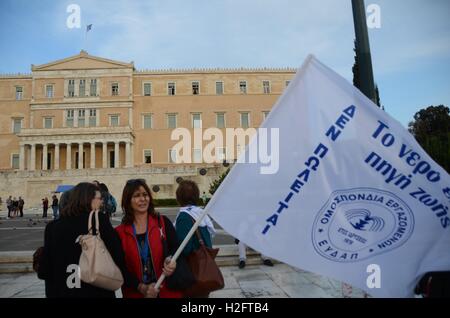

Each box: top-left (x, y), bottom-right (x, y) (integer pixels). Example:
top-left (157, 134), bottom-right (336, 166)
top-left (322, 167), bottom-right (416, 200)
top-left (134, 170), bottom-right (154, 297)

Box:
top-left (18, 197), bottom-right (24, 217)
top-left (42, 197), bottom-right (49, 218)
top-left (51, 195), bottom-right (59, 219)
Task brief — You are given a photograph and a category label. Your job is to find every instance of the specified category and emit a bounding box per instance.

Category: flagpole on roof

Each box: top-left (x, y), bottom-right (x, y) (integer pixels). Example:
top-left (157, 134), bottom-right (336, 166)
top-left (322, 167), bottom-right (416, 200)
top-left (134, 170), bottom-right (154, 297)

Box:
top-left (351, 0), bottom-right (377, 105)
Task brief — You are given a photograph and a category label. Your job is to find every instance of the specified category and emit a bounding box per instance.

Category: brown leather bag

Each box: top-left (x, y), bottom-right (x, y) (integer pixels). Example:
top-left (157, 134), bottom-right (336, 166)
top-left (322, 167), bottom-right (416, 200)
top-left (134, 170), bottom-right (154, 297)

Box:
top-left (184, 224), bottom-right (224, 297)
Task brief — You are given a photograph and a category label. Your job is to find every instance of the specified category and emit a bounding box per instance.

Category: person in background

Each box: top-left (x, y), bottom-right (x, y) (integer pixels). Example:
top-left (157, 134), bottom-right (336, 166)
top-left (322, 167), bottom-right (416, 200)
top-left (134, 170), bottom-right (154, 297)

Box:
top-left (42, 197), bottom-right (49, 218)
top-left (6, 196), bottom-right (12, 219)
top-left (174, 180), bottom-right (216, 297)
top-left (12, 197), bottom-right (19, 217)
top-left (18, 197), bottom-right (24, 218)
top-left (99, 183), bottom-right (117, 219)
top-left (51, 195), bottom-right (59, 219)
top-left (236, 240), bottom-right (274, 269)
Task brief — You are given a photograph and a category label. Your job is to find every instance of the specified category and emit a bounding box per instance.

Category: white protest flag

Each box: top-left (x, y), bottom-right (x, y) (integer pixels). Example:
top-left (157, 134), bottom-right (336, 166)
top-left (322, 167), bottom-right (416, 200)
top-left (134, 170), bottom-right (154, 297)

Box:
top-left (205, 55), bottom-right (450, 297)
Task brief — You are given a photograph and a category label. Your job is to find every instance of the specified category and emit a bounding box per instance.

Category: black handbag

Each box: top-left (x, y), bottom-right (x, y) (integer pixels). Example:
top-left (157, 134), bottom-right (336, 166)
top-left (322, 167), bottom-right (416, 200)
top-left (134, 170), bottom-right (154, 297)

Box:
top-left (157, 215), bottom-right (196, 291)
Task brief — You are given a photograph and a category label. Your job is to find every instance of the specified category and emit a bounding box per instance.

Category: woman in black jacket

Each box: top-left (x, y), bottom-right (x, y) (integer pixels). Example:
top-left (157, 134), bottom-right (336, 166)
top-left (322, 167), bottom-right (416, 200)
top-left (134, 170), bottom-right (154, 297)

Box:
top-left (38, 182), bottom-right (139, 298)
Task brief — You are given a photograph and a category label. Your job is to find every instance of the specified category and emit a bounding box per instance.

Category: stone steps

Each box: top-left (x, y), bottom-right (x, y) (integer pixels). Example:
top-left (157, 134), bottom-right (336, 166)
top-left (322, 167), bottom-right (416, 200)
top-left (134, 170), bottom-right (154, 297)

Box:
top-left (0, 245), bottom-right (276, 273)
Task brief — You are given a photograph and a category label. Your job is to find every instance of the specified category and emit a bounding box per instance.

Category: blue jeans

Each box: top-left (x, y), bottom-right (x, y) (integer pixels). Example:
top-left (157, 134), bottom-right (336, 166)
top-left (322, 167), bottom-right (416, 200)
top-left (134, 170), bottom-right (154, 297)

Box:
top-left (52, 206), bottom-right (59, 219)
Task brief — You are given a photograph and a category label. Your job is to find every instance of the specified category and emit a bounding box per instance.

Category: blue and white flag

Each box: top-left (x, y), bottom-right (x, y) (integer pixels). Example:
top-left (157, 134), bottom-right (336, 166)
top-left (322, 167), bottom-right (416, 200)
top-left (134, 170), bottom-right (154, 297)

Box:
top-left (206, 55), bottom-right (450, 297)
top-left (86, 24), bottom-right (93, 32)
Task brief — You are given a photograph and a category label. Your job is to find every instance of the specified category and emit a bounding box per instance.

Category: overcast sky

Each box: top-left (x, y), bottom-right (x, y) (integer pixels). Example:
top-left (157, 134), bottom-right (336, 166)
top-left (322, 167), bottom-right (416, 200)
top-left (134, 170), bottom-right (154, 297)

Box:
top-left (1, 0), bottom-right (449, 126)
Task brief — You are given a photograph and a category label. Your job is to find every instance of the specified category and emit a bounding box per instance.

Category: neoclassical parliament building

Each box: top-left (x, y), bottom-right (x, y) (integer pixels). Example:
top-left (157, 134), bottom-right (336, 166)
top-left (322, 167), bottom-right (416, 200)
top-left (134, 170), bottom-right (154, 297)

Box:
top-left (0, 51), bottom-right (294, 206)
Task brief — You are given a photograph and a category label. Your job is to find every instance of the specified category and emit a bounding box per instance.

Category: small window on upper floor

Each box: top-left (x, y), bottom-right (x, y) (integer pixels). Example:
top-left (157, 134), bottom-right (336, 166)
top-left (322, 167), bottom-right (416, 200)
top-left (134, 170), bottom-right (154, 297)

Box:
top-left (44, 117), bottom-right (53, 129)
top-left (168, 82), bottom-right (176, 96)
top-left (78, 109), bottom-right (86, 127)
top-left (216, 113), bottom-right (225, 129)
top-left (12, 118), bottom-right (22, 134)
top-left (263, 81), bottom-right (271, 94)
top-left (216, 81), bottom-right (224, 95)
top-left (15, 86), bottom-right (23, 100)
top-left (90, 79), bottom-right (97, 96)
top-left (240, 112), bottom-right (250, 129)
top-left (167, 113), bottom-right (177, 129)
top-left (66, 110), bottom-right (74, 127)
top-left (46, 85), bottom-right (54, 98)
top-left (110, 115), bottom-right (119, 127)
top-left (143, 114), bottom-right (152, 129)
top-left (239, 81), bottom-right (247, 94)
top-left (144, 149), bottom-right (153, 164)
top-left (111, 83), bottom-right (119, 96)
top-left (11, 154), bottom-right (19, 169)
top-left (143, 82), bottom-right (152, 96)
top-left (79, 79), bottom-right (86, 97)
top-left (192, 81), bottom-right (200, 95)
top-left (192, 113), bottom-right (202, 129)
top-left (68, 79), bottom-right (75, 97)
top-left (89, 109), bottom-right (97, 127)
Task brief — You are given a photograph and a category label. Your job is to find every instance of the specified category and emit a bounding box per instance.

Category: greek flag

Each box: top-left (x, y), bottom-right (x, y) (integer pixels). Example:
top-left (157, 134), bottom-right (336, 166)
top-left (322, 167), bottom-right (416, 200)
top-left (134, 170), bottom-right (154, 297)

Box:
top-left (86, 24), bottom-right (92, 32)
top-left (206, 55), bottom-right (450, 297)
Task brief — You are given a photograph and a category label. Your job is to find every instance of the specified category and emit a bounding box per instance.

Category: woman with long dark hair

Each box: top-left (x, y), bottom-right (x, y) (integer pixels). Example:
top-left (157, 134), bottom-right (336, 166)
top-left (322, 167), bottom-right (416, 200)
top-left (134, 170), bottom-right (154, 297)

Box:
top-left (38, 182), bottom-right (138, 297)
top-left (115, 179), bottom-right (183, 298)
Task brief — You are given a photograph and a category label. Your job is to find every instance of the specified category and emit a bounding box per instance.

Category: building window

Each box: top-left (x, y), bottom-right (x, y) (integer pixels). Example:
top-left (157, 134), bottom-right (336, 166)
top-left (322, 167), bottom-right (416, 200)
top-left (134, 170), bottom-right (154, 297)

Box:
top-left (89, 109), bottom-right (97, 127)
top-left (66, 110), bottom-right (74, 127)
top-left (15, 86), bottom-right (23, 100)
top-left (192, 113), bottom-right (202, 129)
top-left (46, 85), bottom-right (54, 98)
top-left (12, 118), bottom-right (22, 134)
top-left (110, 115), bottom-right (119, 127)
top-left (168, 82), bottom-right (176, 96)
top-left (216, 147), bottom-right (226, 162)
top-left (144, 149), bottom-right (152, 164)
top-left (263, 81), bottom-right (271, 94)
top-left (11, 154), bottom-right (19, 169)
top-left (263, 111), bottom-right (270, 121)
top-left (216, 113), bottom-right (225, 128)
top-left (68, 79), bottom-right (75, 97)
top-left (167, 113), bottom-right (177, 129)
top-left (285, 80), bottom-right (291, 87)
top-left (168, 149), bottom-right (177, 163)
top-left (192, 81), bottom-right (200, 95)
top-left (78, 109), bottom-right (86, 127)
top-left (143, 82), bottom-right (152, 96)
top-left (111, 83), bottom-right (119, 96)
top-left (240, 112), bottom-right (250, 128)
top-left (193, 149), bottom-right (202, 163)
top-left (215, 81), bottom-right (224, 95)
top-left (44, 117), bottom-right (53, 129)
top-left (239, 81), bottom-right (247, 94)
top-left (143, 114), bottom-right (152, 129)
top-left (90, 79), bottom-right (97, 96)
top-left (79, 79), bottom-right (86, 97)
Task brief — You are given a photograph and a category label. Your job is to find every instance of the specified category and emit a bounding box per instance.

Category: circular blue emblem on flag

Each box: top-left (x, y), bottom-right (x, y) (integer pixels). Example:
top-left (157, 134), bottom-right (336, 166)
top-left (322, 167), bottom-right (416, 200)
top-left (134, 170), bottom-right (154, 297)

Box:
top-left (312, 187), bottom-right (414, 263)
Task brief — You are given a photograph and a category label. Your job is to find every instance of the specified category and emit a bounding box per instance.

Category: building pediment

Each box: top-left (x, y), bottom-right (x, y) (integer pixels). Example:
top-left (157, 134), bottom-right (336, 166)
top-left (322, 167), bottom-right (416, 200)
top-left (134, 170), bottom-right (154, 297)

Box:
top-left (32, 51), bottom-right (134, 71)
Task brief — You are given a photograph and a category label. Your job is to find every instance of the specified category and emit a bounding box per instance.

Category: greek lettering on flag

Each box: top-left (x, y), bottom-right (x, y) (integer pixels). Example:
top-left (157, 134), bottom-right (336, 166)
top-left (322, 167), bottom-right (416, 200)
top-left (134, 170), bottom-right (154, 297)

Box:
top-left (206, 55), bottom-right (450, 298)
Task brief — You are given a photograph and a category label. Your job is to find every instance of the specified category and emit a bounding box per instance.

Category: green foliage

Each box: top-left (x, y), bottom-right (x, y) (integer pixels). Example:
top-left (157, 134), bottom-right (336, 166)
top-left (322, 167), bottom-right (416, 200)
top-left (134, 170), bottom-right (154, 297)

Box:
top-left (153, 198), bottom-right (179, 207)
top-left (408, 105), bottom-right (450, 173)
top-left (209, 168), bottom-right (230, 196)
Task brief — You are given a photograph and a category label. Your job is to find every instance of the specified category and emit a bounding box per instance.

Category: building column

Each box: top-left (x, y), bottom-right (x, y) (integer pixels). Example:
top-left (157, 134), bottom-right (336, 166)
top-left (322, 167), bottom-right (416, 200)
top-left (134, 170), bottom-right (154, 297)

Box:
top-left (78, 142), bottom-right (83, 169)
top-left (114, 142), bottom-right (120, 168)
top-left (42, 144), bottom-right (48, 170)
top-left (125, 142), bottom-right (131, 168)
top-left (90, 142), bottom-right (96, 169)
top-left (66, 143), bottom-right (72, 170)
top-left (30, 144), bottom-right (36, 171)
top-left (102, 142), bottom-right (108, 168)
top-left (54, 143), bottom-right (60, 170)
top-left (19, 144), bottom-right (25, 170)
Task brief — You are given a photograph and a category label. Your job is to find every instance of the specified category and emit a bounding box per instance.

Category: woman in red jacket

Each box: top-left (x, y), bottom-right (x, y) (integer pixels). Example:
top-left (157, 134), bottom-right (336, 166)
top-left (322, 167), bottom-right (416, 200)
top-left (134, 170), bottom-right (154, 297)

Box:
top-left (115, 179), bottom-right (183, 298)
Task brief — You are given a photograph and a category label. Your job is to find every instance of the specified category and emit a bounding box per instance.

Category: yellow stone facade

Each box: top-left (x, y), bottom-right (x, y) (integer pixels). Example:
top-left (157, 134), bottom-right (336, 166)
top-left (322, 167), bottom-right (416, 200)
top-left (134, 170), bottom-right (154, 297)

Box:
top-left (0, 51), bottom-right (294, 205)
